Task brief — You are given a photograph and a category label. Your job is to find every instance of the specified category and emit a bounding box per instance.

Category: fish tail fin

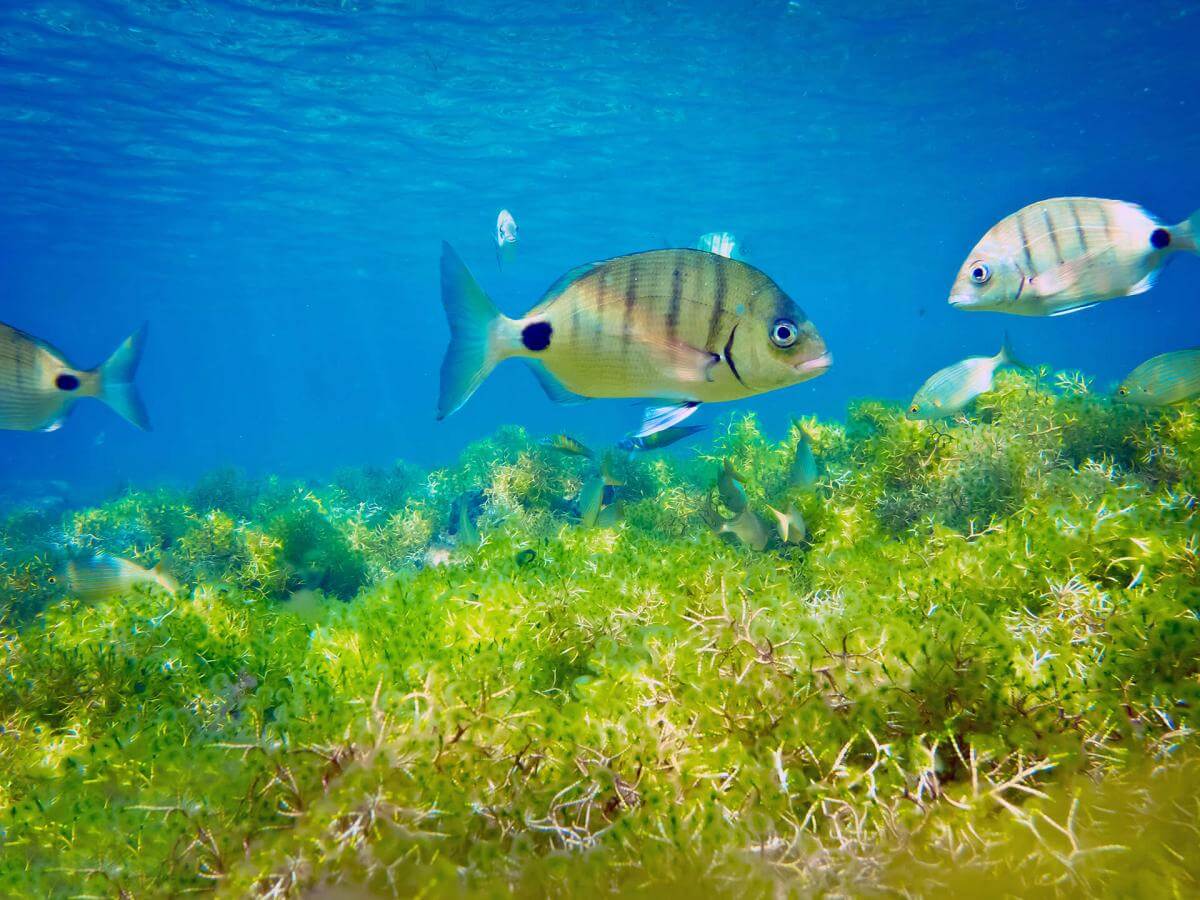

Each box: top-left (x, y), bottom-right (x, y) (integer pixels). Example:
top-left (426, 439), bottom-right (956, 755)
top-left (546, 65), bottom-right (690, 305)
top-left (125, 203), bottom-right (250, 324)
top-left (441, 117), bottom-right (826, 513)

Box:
top-left (1169, 208), bottom-right (1200, 253)
top-left (94, 325), bottom-right (150, 431)
top-left (438, 242), bottom-right (520, 420)
top-left (996, 332), bottom-right (1029, 371)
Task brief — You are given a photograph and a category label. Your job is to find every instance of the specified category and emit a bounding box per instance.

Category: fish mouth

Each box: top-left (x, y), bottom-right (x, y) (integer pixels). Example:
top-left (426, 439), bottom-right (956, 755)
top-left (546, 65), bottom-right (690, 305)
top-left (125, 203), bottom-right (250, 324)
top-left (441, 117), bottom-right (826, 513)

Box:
top-left (948, 293), bottom-right (977, 308)
top-left (795, 351), bottom-right (832, 376)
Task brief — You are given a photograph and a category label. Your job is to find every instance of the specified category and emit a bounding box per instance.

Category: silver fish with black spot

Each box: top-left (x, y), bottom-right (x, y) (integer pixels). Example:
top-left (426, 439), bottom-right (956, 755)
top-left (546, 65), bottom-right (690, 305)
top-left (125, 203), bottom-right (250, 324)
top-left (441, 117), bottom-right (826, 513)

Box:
top-left (0, 322), bottom-right (149, 432)
top-left (949, 198), bottom-right (1199, 317)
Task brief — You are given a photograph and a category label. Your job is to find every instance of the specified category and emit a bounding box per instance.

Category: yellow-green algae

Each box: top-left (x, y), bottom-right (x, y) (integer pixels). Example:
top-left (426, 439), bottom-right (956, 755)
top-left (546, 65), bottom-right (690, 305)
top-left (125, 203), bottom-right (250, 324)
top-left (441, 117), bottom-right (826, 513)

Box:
top-left (0, 369), bottom-right (1198, 897)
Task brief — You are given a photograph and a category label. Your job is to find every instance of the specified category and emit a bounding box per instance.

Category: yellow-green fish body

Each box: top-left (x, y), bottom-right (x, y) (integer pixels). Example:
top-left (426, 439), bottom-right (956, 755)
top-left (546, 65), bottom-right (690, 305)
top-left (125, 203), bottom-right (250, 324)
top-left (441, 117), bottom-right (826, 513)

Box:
top-left (908, 337), bottom-right (1021, 420)
top-left (789, 423), bottom-right (818, 488)
top-left (437, 245), bottom-right (830, 421)
top-left (950, 198), bottom-right (1199, 316)
top-left (62, 555), bottom-right (178, 603)
top-left (544, 433), bottom-right (595, 458)
top-left (717, 459), bottom-right (747, 514)
top-left (1117, 348), bottom-right (1200, 406)
top-left (456, 499), bottom-right (481, 547)
top-left (0, 322), bottom-right (149, 432)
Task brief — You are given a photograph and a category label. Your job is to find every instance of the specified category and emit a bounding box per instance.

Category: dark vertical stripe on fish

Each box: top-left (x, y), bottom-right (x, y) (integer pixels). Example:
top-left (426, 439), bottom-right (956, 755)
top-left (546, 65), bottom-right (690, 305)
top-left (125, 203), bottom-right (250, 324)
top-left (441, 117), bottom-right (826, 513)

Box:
top-left (1016, 210), bottom-right (1036, 275)
top-left (705, 256), bottom-right (727, 352)
top-left (1067, 199), bottom-right (1088, 253)
top-left (1098, 200), bottom-right (1114, 243)
top-left (622, 260), bottom-right (638, 354)
top-left (1042, 208), bottom-right (1064, 265)
top-left (666, 265), bottom-right (682, 343)
top-left (594, 270), bottom-right (608, 340)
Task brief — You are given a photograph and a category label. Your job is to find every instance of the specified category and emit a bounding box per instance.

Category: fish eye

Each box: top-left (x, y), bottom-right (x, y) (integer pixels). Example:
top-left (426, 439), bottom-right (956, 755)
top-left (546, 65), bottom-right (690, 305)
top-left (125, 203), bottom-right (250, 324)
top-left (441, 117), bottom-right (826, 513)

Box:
top-left (770, 318), bottom-right (798, 348)
top-left (1117, 387), bottom-right (1128, 396)
top-left (969, 261), bottom-right (991, 284)
top-left (909, 404), bottom-right (919, 413)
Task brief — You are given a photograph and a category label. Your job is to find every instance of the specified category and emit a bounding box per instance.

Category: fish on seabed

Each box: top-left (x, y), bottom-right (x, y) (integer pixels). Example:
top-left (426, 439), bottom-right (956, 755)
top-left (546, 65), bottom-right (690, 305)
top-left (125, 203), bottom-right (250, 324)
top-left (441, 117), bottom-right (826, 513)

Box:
top-left (907, 336), bottom-right (1024, 420)
top-left (789, 422), bottom-right (818, 488)
top-left (1116, 348), bottom-right (1200, 407)
top-left (436, 244), bottom-right (831, 436)
top-left (714, 506), bottom-right (770, 552)
top-left (61, 554), bottom-right (178, 603)
top-left (0, 322), bottom-right (149, 432)
top-left (766, 503), bottom-right (806, 544)
top-left (496, 209), bottom-right (519, 267)
top-left (949, 198), bottom-right (1199, 317)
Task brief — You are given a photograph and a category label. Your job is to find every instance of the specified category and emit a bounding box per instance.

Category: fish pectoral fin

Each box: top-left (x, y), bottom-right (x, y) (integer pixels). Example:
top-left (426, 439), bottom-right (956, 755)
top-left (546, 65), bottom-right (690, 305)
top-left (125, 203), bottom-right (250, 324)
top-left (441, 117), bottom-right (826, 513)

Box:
top-left (524, 360), bottom-right (590, 405)
top-left (635, 401), bottom-right (700, 438)
top-left (1029, 242), bottom-right (1118, 297)
top-left (631, 330), bottom-right (721, 383)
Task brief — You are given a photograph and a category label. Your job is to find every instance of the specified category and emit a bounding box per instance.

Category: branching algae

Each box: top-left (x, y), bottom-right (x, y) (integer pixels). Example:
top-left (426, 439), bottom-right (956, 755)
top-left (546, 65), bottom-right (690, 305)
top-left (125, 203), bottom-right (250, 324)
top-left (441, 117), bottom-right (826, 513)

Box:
top-left (0, 369), bottom-right (1198, 897)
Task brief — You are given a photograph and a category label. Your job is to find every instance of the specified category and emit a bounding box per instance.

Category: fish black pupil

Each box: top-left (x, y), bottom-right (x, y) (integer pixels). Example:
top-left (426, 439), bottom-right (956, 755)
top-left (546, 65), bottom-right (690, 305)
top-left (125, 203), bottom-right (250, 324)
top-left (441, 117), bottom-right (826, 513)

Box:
top-left (1150, 227), bottom-right (1171, 249)
top-left (55, 373), bottom-right (80, 392)
top-left (521, 321), bottom-right (552, 352)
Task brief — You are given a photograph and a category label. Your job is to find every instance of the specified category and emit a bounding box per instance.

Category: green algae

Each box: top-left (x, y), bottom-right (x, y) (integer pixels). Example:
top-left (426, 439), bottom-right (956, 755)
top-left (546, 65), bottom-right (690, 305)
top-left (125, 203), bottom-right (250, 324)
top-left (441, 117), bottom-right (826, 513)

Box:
top-left (0, 369), bottom-right (1198, 897)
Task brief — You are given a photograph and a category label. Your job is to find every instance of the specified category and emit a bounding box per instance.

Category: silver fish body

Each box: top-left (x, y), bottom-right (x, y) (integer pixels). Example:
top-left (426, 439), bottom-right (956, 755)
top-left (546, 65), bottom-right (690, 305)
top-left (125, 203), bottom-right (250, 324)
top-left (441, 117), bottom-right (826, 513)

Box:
top-left (949, 198), bottom-right (1199, 316)
top-left (62, 555), bottom-right (177, 603)
top-left (0, 322), bottom-right (149, 432)
top-left (908, 337), bottom-right (1021, 420)
top-left (1116, 348), bottom-right (1200, 406)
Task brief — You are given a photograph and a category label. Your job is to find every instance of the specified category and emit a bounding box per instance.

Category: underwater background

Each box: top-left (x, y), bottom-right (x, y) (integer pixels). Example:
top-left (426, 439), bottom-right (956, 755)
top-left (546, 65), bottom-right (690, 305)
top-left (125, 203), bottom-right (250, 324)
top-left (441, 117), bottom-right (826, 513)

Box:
top-left (1, 0), bottom-right (1198, 489)
top-left (3, 1), bottom-right (1200, 898)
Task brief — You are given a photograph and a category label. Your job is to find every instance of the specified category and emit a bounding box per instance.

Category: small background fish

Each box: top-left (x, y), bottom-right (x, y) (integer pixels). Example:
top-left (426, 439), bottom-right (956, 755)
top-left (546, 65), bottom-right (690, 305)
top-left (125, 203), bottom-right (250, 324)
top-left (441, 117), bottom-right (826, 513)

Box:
top-left (908, 336), bottom-right (1023, 420)
top-left (1117, 348), bottom-right (1200, 406)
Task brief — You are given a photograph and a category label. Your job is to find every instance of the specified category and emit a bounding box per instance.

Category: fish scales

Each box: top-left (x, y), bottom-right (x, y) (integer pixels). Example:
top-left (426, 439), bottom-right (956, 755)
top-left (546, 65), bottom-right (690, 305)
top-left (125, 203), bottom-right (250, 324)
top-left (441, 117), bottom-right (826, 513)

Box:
top-left (531, 250), bottom-right (745, 400)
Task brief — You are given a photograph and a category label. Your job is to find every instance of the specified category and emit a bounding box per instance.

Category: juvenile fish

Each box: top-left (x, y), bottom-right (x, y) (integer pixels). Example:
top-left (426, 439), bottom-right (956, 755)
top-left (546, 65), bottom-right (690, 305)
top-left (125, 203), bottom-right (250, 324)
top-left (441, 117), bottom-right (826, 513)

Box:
top-left (544, 433), bottom-right (595, 458)
top-left (437, 245), bottom-right (830, 436)
top-left (617, 423), bottom-right (706, 451)
top-left (1116, 348), bottom-right (1200, 406)
top-left (62, 555), bottom-right (177, 603)
top-left (495, 209), bottom-right (518, 268)
top-left (578, 462), bottom-right (622, 528)
top-left (949, 198), bottom-right (1199, 316)
top-left (0, 322), bottom-right (149, 432)
top-left (456, 498), bottom-right (481, 547)
top-left (716, 507), bottom-right (769, 552)
top-left (766, 503), bottom-right (806, 545)
top-left (717, 459), bottom-right (747, 514)
top-left (789, 422), bottom-right (818, 488)
top-left (908, 337), bottom-right (1023, 420)
top-left (696, 232), bottom-right (743, 260)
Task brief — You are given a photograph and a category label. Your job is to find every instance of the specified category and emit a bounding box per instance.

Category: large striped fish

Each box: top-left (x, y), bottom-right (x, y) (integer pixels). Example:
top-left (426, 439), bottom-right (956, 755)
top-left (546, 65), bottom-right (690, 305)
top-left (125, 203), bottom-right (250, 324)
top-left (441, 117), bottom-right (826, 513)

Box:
top-left (436, 244), bottom-right (831, 433)
top-left (1116, 348), bottom-right (1200, 407)
top-left (0, 322), bottom-right (149, 432)
top-left (948, 198), bottom-right (1199, 316)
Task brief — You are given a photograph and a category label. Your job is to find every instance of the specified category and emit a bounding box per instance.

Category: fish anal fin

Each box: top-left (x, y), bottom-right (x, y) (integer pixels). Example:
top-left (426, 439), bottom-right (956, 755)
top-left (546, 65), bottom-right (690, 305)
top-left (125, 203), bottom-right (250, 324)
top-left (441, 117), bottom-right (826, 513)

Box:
top-left (525, 360), bottom-right (590, 405)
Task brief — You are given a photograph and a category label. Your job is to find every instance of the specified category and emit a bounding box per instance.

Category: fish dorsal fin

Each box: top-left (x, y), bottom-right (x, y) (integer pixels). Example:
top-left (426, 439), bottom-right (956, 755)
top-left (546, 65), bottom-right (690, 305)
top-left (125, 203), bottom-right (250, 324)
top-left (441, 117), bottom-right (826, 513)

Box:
top-left (524, 360), bottom-right (590, 405)
top-left (636, 401), bottom-right (700, 438)
top-left (539, 261), bottom-right (603, 304)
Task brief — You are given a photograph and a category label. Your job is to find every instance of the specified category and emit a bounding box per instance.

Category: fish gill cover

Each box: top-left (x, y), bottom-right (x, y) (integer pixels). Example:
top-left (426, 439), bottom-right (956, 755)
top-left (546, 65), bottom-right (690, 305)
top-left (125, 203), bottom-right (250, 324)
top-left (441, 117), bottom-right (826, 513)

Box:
top-left (1, 0), bottom-right (1200, 897)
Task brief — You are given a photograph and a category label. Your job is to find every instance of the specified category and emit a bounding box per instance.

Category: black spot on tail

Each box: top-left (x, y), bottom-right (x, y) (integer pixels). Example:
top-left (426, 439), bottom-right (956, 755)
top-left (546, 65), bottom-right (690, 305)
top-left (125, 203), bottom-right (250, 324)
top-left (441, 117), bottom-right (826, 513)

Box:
top-left (55, 373), bottom-right (80, 392)
top-left (522, 321), bottom-right (552, 352)
top-left (1150, 227), bottom-right (1171, 249)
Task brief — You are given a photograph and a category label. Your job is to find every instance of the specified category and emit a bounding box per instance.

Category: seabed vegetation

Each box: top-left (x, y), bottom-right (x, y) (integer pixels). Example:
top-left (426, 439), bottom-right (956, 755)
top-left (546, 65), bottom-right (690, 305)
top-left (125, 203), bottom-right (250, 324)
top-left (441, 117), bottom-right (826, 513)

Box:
top-left (1, 368), bottom-right (1198, 897)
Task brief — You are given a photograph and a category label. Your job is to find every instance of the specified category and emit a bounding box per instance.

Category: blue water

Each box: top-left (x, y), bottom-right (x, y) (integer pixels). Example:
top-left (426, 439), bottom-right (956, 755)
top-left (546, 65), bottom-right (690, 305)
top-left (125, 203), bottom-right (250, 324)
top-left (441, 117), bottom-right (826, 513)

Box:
top-left (2, 0), bottom-right (1198, 496)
